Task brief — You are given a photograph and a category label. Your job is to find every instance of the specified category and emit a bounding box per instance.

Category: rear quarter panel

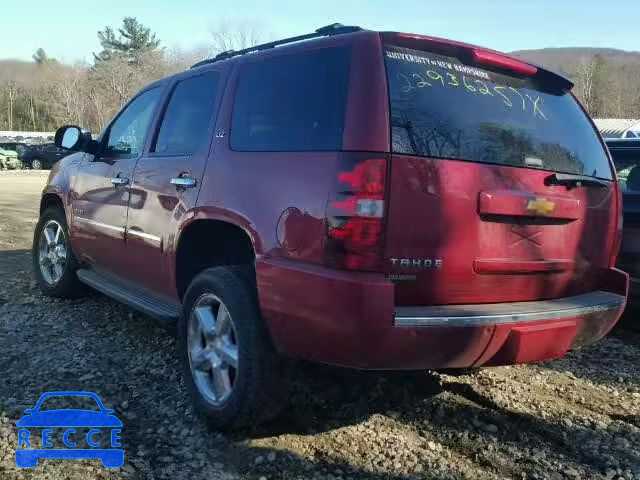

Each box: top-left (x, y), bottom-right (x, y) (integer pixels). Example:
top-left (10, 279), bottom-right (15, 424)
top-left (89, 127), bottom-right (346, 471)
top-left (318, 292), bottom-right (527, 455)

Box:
top-left (196, 31), bottom-right (389, 263)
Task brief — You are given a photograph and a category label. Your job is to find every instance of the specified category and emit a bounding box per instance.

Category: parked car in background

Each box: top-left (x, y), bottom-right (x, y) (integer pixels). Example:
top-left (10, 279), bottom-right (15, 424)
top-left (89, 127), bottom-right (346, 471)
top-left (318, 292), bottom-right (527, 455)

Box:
top-left (34, 24), bottom-right (627, 430)
top-left (0, 147), bottom-right (22, 169)
top-left (607, 138), bottom-right (640, 300)
top-left (0, 142), bottom-right (29, 158)
top-left (21, 143), bottom-right (68, 169)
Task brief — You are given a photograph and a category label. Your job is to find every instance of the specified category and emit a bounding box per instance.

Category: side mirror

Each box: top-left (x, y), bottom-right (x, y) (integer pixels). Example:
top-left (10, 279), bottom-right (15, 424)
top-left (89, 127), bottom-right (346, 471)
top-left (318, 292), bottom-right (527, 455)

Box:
top-left (54, 125), bottom-right (95, 153)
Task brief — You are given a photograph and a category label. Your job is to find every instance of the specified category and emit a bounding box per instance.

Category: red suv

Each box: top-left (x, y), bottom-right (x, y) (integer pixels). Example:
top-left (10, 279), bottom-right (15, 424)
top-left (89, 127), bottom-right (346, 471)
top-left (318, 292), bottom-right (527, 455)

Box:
top-left (34, 24), bottom-right (628, 429)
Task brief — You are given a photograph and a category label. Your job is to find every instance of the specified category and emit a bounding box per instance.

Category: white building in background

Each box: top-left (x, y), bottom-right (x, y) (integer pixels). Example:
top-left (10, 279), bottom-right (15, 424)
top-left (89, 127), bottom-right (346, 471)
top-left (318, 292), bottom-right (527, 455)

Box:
top-left (593, 119), bottom-right (640, 139)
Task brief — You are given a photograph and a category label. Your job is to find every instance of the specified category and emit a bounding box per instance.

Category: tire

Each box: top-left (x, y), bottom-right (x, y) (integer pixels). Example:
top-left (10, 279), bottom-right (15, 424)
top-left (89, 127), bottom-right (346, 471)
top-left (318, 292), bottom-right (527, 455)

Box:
top-left (32, 207), bottom-right (84, 298)
top-left (31, 158), bottom-right (43, 169)
top-left (179, 266), bottom-right (290, 430)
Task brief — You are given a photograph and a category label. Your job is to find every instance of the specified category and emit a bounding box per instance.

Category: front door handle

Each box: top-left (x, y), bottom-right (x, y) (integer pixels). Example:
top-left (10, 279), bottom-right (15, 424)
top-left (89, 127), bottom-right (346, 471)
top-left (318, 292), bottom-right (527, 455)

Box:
top-left (111, 176), bottom-right (129, 186)
top-left (170, 177), bottom-right (197, 188)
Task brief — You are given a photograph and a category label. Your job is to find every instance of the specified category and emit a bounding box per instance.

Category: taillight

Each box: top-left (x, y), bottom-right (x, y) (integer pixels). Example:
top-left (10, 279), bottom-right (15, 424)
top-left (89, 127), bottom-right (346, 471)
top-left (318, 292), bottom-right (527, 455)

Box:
top-left (324, 153), bottom-right (388, 270)
top-left (609, 182), bottom-right (624, 267)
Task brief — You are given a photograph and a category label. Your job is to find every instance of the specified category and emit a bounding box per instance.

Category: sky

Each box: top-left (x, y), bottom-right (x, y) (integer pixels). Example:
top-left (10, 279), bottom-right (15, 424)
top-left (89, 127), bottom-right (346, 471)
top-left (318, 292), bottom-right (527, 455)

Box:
top-left (0, 0), bottom-right (637, 63)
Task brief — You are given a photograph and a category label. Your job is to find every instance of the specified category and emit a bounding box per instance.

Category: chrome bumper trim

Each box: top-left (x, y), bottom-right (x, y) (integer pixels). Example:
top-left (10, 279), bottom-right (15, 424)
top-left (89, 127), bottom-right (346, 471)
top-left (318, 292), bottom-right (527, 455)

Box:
top-left (394, 291), bottom-right (625, 327)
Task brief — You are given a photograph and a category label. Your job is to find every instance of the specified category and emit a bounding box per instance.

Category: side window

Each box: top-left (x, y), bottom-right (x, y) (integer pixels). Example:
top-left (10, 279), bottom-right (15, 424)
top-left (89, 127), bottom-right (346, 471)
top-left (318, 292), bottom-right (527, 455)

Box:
top-left (231, 47), bottom-right (351, 151)
top-left (105, 87), bottom-right (162, 157)
top-left (153, 72), bottom-right (221, 155)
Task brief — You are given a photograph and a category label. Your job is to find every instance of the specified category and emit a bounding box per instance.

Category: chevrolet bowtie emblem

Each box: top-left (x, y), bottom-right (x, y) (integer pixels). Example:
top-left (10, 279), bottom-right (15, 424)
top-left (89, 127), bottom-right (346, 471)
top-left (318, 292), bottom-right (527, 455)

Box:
top-left (526, 198), bottom-right (555, 215)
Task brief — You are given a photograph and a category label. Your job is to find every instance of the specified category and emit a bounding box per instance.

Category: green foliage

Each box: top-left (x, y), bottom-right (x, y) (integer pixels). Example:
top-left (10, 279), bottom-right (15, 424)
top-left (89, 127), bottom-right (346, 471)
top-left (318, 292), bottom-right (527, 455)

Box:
top-left (32, 48), bottom-right (57, 65)
top-left (94, 17), bottom-right (161, 65)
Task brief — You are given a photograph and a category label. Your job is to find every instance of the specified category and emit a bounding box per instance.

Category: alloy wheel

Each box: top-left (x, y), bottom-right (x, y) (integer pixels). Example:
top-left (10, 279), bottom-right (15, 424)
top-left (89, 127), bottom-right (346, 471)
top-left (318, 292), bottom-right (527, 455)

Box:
top-left (37, 220), bottom-right (67, 285)
top-left (187, 294), bottom-right (239, 406)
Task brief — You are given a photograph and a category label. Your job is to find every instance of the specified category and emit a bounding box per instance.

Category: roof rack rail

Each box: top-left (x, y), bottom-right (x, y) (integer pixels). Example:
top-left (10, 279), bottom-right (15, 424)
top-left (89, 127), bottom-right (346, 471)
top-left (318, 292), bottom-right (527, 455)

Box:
top-left (190, 23), bottom-right (361, 69)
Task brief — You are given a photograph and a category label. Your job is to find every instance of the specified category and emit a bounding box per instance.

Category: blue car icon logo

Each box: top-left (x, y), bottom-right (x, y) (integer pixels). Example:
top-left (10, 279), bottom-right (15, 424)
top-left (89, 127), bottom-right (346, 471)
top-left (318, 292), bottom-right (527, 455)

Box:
top-left (16, 391), bottom-right (123, 468)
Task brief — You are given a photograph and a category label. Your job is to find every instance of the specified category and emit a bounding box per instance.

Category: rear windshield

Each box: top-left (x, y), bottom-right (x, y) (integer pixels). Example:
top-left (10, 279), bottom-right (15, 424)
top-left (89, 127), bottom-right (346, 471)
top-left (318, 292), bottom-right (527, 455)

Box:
top-left (384, 45), bottom-right (613, 180)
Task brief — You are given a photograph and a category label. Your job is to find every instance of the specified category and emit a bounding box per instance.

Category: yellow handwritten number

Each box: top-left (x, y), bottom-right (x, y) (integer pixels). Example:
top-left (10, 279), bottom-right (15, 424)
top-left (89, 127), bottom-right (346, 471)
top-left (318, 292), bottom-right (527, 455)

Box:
top-left (398, 73), bottom-right (415, 93)
top-left (462, 76), bottom-right (476, 92)
top-left (413, 73), bottom-right (431, 88)
top-left (475, 80), bottom-right (493, 96)
top-left (509, 87), bottom-right (526, 110)
top-left (426, 70), bottom-right (445, 86)
top-left (397, 68), bottom-right (547, 121)
top-left (493, 86), bottom-right (513, 107)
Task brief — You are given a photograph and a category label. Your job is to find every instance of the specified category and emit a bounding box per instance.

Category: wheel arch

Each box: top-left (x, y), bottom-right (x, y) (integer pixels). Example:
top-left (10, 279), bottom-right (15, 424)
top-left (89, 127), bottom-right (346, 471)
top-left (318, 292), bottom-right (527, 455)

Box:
top-left (174, 218), bottom-right (258, 301)
top-left (40, 192), bottom-right (65, 215)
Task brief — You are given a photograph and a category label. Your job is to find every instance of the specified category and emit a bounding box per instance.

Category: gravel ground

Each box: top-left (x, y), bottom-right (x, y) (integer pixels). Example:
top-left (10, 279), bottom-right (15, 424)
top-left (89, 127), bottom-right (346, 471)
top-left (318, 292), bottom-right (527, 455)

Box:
top-left (0, 172), bottom-right (639, 480)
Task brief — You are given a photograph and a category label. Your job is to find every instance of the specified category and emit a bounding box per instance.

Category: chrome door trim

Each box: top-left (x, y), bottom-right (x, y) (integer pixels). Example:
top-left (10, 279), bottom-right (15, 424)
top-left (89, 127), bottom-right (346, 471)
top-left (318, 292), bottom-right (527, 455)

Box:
top-left (74, 216), bottom-right (126, 234)
top-left (394, 291), bottom-right (625, 327)
top-left (126, 229), bottom-right (162, 244)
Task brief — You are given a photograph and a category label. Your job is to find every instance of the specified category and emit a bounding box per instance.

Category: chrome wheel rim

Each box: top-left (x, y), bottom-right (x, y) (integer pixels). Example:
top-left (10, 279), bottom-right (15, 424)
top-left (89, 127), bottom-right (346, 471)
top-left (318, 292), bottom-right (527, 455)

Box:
top-left (37, 220), bottom-right (67, 285)
top-left (187, 294), bottom-right (239, 406)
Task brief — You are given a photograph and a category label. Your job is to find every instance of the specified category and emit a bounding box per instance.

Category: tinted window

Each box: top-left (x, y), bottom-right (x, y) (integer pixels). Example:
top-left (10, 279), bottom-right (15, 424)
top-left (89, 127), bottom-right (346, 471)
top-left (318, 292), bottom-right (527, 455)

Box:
top-left (106, 87), bottom-right (162, 157)
top-left (385, 45), bottom-right (613, 180)
top-left (154, 73), bottom-right (221, 155)
top-left (231, 47), bottom-right (351, 151)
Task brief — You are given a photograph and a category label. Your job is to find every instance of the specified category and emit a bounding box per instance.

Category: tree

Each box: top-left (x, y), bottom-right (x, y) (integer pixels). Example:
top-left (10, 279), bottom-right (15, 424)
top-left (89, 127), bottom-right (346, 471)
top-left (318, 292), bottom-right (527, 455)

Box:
top-left (209, 19), bottom-right (266, 54)
top-left (4, 80), bottom-right (18, 130)
top-left (572, 55), bottom-right (608, 116)
top-left (32, 48), bottom-right (56, 66)
top-left (94, 17), bottom-right (161, 65)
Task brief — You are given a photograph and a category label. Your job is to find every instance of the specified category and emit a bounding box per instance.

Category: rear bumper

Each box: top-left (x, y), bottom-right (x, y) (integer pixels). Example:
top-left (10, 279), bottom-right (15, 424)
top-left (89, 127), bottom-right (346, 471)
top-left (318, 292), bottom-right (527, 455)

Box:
top-left (394, 291), bottom-right (624, 327)
top-left (256, 259), bottom-right (628, 369)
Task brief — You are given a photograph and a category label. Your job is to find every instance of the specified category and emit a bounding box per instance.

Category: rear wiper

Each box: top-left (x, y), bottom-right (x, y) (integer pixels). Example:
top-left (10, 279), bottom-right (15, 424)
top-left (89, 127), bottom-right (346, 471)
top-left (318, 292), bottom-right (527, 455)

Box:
top-left (544, 173), bottom-right (608, 189)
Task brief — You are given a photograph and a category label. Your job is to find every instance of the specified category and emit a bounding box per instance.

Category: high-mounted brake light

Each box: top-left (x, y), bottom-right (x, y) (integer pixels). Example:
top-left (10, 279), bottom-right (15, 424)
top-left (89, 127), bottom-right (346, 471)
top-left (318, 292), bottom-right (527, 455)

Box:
top-left (386, 32), bottom-right (537, 76)
top-left (472, 49), bottom-right (537, 76)
top-left (325, 155), bottom-right (388, 270)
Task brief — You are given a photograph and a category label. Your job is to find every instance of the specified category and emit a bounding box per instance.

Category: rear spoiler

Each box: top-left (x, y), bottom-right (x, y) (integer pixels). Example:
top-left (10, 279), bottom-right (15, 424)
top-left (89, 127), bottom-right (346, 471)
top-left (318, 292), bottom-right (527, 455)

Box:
top-left (381, 32), bottom-right (574, 91)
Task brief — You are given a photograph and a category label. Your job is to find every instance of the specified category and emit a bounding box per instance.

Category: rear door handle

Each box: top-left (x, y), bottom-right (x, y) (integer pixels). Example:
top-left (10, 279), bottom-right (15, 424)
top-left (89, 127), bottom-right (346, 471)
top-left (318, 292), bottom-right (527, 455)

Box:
top-left (170, 177), bottom-right (197, 188)
top-left (111, 176), bottom-right (129, 186)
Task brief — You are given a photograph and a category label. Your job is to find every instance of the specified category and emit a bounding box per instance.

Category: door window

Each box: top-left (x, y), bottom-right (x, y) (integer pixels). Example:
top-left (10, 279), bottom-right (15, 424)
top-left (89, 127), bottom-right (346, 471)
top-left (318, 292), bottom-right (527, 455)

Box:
top-left (105, 87), bottom-right (162, 157)
top-left (153, 72), bottom-right (221, 155)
